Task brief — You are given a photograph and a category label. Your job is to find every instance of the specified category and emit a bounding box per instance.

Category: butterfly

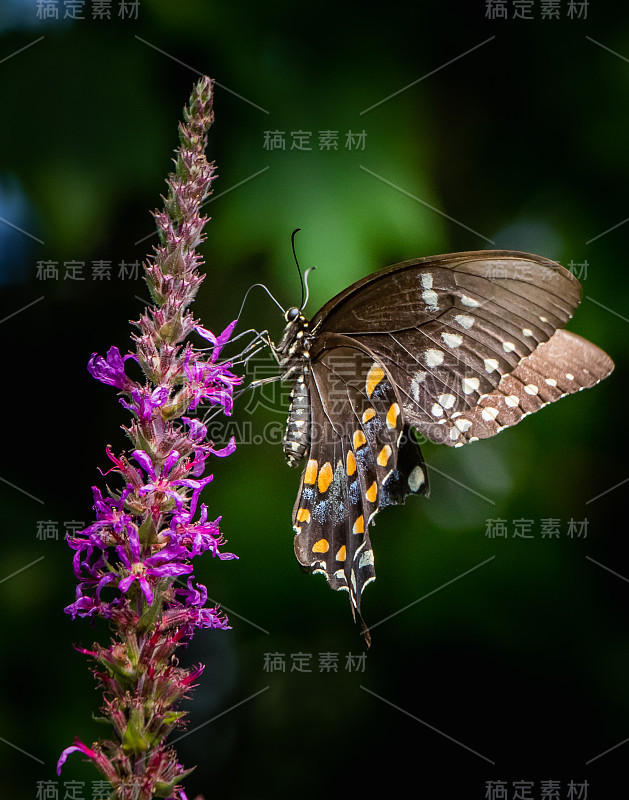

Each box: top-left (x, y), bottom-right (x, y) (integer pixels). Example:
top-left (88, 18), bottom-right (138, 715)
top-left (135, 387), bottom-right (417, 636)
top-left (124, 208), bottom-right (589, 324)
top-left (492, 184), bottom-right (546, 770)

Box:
top-left (269, 249), bottom-right (614, 644)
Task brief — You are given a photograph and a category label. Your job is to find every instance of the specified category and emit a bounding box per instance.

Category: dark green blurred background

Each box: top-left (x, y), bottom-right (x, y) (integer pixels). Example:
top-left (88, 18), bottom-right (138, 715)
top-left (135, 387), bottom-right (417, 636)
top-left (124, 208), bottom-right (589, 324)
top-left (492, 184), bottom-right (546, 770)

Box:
top-left (1, 2), bottom-right (628, 798)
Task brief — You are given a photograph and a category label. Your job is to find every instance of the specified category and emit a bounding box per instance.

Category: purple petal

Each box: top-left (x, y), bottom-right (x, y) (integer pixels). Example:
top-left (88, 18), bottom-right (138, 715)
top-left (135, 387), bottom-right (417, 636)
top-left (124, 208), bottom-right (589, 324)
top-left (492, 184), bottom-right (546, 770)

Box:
top-left (210, 437), bottom-right (236, 458)
top-left (115, 545), bottom-right (132, 569)
top-left (182, 416), bottom-right (207, 442)
top-left (176, 475), bottom-right (214, 492)
top-left (96, 572), bottom-right (118, 599)
top-left (194, 325), bottom-right (218, 346)
top-left (190, 448), bottom-right (209, 477)
top-left (117, 574), bottom-right (136, 595)
top-left (195, 319), bottom-right (237, 350)
top-left (87, 347), bottom-right (135, 390)
top-left (151, 386), bottom-right (170, 406)
top-left (137, 575), bottom-right (154, 605)
top-left (126, 526), bottom-right (141, 562)
top-left (145, 544), bottom-right (190, 566)
top-left (64, 595), bottom-right (100, 619)
top-left (57, 740), bottom-right (97, 775)
top-left (148, 563), bottom-right (193, 579)
top-left (163, 449), bottom-right (180, 475)
top-left (132, 450), bottom-right (156, 480)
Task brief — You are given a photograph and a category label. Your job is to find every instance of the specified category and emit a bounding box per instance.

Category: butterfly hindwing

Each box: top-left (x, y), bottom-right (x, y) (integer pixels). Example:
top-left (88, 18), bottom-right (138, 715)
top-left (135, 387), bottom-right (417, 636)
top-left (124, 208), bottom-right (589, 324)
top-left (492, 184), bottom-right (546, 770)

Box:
top-left (428, 328), bottom-right (615, 445)
top-left (292, 342), bottom-right (428, 615)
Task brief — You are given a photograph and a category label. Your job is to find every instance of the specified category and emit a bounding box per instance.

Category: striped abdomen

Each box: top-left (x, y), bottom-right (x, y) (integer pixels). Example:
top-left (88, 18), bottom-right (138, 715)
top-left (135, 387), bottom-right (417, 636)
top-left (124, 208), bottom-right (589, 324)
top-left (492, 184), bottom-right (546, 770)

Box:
top-left (283, 373), bottom-right (310, 467)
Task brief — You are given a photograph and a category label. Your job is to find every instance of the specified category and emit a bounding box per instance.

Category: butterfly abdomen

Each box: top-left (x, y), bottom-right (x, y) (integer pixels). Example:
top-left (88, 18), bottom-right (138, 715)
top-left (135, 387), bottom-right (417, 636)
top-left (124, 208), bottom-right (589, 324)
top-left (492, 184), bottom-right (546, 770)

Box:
top-left (283, 371), bottom-right (310, 467)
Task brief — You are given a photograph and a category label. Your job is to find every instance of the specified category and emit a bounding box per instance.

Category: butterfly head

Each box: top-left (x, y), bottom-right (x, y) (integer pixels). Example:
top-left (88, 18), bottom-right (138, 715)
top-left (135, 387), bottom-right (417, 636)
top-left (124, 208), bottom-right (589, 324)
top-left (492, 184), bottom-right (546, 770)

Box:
top-left (276, 307), bottom-right (311, 368)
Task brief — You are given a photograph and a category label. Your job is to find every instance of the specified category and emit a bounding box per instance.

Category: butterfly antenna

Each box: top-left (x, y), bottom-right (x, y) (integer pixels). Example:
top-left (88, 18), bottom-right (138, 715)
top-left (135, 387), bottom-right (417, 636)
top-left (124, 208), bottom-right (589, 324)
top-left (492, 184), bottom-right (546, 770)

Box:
top-left (237, 282), bottom-right (286, 322)
top-left (302, 265), bottom-right (316, 310)
top-left (291, 227), bottom-right (307, 310)
top-left (291, 227), bottom-right (316, 311)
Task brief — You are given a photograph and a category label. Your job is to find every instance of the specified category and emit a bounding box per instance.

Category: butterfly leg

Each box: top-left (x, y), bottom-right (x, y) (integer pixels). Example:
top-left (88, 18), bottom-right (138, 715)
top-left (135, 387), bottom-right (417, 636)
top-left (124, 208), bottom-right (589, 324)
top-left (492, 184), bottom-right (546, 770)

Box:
top-left (228, 328), bottom-right (275, 361)
top-left (248, 375), bottom-right (282, 390)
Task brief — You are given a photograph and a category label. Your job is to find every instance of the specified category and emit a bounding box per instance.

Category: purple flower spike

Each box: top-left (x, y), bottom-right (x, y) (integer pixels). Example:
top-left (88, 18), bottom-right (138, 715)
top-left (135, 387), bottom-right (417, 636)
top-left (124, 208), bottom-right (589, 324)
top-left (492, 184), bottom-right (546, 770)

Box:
top-left (61, 77), bottom-right (239, 799)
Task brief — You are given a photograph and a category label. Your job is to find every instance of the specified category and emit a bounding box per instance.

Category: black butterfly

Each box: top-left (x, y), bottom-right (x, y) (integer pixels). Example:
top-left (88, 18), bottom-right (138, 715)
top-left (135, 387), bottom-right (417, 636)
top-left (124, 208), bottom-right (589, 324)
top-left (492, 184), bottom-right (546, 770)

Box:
top-left (271, 250), bottom-right (614, 643)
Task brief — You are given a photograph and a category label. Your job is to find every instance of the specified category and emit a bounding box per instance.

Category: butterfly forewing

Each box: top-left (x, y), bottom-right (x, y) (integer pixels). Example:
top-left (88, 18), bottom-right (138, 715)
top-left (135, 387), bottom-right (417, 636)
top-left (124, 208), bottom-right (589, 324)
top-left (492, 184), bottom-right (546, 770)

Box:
top-left (311, 251), bottom-right (581, 336)
top-left (309, 252), bottom-right (606, 449)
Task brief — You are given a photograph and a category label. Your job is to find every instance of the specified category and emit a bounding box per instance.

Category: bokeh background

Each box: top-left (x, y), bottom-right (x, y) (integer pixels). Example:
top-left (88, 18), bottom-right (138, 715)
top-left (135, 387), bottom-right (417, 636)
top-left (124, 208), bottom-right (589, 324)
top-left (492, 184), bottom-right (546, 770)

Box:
top-left (1, 1), bottom-right (628, 798)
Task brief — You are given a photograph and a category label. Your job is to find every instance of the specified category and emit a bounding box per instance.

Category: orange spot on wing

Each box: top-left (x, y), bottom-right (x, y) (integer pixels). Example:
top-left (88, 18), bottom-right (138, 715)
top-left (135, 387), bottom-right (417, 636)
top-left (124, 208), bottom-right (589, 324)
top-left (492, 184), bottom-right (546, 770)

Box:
top-left (362, 407), bottom-right (376, 424)
top-left (377, 444), bottom-right (392, 466)
top-left (304, 459), bottom-right (318, 485)
top-left (336, 545), bottom-right (347, 561)
top-left (346, 450), bottom-right (356, 476)
top-left (386, 402), bottom-right (400, 429)
top-left (296, 507), bottom-right (311, 523)
top-left (353, 430), bottom-right (367, 450)
top-left (317, 462), bottom-right (333, 493)
top-left (312, 538), bottom-right (329, 553)
top-left (366, 481), bottom-right (378, 503)
top-left (366, 363), bottom-right (385, 398)
top-left (353, 515), bottom-right (364, 534)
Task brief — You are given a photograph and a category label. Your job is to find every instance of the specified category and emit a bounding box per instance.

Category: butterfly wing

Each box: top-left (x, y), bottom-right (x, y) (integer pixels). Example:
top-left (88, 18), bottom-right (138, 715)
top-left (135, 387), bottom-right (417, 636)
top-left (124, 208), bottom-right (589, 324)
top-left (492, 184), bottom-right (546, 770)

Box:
top-left (287, 250), bottom-right (613, 632)
top-left (413, 328), bottom-right (613, 445)
top-left (310, 250), bottom-right (581, 336)
top-left (292, 338), bottom-right (428, 631)
top-left (309, 251), bottom-right (614, 445)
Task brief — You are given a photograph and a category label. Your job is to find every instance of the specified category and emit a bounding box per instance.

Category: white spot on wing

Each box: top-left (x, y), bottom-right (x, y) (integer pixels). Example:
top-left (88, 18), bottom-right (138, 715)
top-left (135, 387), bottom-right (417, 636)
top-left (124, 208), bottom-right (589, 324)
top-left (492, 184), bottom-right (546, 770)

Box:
top-left (462, 377), bottom-right (479, 394)
top-left (425, 349), bottom-right (444, 368)
top-left (524, 384), bottom-right (539, 395)
top-left (504, 395), bottom-right (520, 408)
top-left (503, 341), bottom-right (516, 353)
top-left (422, 289), bottom-right (439, 307)
top-left (441, 332), bottom-right (463, 348)
top-left (431, 403), bottom-right (444, 417)
top-left (455, 418), bottom-right (472, 432)
top-left (438, 393), bottom-right (456, 409)
top-left (484, 358), bottom-right (499, 374)
top-left (461, 295), bottom-right (480, 308)
top-left (421, 273), bottom-right (433, 289)
top-left (481, 407), bottom-right (499, 421)
top-left (411, 370), bottom-right (427, 402)
top-left (408, 466), bottom-right (425, 492)
top-left (454, 314), bottom-right (474, 329)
